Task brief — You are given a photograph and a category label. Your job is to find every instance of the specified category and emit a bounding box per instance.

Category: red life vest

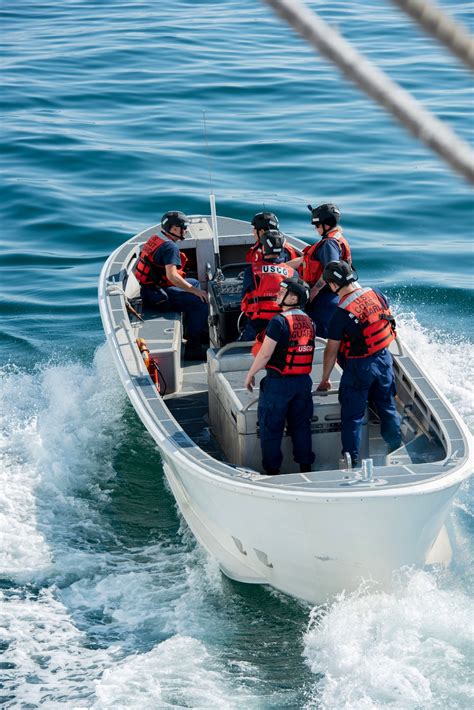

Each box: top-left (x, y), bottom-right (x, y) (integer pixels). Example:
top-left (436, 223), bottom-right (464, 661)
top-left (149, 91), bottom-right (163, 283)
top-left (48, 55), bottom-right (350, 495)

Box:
top-left (338, 287), bottom-right (396, 358)
top-left (300, 228), bottom-right (351, 286)
top-left (242, 263), bottom-right (296, 320)
top-left (259, 310), bottom-right (315, 375)
top-left (135, 233), bottom-right (187, 288)
top-left (245, 241), bottom-right (300, 264)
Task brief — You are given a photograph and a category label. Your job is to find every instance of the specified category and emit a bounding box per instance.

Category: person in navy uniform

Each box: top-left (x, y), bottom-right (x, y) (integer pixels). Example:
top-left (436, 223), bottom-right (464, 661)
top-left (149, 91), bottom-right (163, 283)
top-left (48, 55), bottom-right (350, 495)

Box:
top-left (135, 211), bottom-right (209, 360)
top-left (287, 203), bottom-right (351, 338)
top-left (316, 260), bottom-right (401, 467)
top-left (246, 212), bottom-right (299, 264)
top-left (244, 277), bottom-right (316, 476)
top-left (239, 230), bottom-right (297, 342)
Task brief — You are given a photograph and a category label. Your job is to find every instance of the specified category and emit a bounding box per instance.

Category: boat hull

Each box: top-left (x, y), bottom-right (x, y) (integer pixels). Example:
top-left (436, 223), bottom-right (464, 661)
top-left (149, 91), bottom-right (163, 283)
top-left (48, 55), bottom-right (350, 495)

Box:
top-left (162, 451), bottom-right (459, 604)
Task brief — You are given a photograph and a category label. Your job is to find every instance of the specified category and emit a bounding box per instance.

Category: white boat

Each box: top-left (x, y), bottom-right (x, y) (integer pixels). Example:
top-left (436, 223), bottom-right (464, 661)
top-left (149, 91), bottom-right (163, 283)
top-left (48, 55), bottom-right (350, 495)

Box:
top-left (98, 214), bottom-right (473, 604)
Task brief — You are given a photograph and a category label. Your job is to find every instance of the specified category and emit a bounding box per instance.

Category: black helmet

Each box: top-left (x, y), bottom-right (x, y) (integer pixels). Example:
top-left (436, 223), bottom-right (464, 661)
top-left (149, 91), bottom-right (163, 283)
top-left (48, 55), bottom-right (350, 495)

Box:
top-left (323, 260), bottom-right (356, 287)
top-left (259, 229), bottom-right (284, 257)
top-left (307, 203), bottom-right (341, 229)
top-left (280, 276), bottom-right (310, 308)
top-left (161, 211), bottom-right (188, 237)
top-left (251, 211), bottom-right (279, 232)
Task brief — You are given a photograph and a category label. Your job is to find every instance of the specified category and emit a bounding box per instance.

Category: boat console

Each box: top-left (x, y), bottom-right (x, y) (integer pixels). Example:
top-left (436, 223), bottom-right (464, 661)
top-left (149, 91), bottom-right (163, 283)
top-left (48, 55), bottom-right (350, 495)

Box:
top-left (208, 264), bottom-right (247, 347)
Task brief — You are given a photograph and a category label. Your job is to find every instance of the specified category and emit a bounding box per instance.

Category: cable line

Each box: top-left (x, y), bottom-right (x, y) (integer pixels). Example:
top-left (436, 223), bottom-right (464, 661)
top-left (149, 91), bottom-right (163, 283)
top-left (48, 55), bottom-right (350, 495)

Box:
top-left (391, 0), bottom-right (474, 71)
top-left (262, 0), bottom-right (474, 184)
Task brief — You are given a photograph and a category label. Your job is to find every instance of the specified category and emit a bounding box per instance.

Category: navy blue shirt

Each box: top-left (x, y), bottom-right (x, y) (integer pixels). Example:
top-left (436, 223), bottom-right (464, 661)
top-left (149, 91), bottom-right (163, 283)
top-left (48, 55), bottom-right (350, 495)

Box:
top-left (327, 287), bottom-right (389, 342)
top-left (265, 314), bottom-right (289, 377)
top-left (152, 239), bottom-right (182, 268)
top-left (266, 311), bottom-right (314, 377)
top-left (266, 313), bottom-right (289, 344)
top-left (282, 246), bottom-right (296, 262)
top-left (242, 265), bottom-right (255, 296)
top-left (315, 236), bottom-right (342, 268)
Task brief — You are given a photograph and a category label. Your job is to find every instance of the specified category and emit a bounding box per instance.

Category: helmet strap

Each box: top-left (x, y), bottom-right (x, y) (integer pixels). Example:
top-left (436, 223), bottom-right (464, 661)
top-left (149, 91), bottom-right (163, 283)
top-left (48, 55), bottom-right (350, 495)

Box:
top-left (162, 227), bottom-right (185, 241)
top-left (327, 279), bottom-right (344, 294)
top-left (280, 291), bottom-right (289, 308)
top-left (280, 289), bottom-right (303, 309)
top-left (335, 278), bottom-right (355, 295)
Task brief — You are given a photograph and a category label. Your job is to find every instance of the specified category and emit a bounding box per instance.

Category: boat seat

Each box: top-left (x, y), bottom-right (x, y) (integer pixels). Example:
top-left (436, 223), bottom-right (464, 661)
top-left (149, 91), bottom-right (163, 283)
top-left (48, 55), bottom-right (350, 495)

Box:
top-left (138, 309), bottom-right (183, 394)
top-left (207, 341), bottom-right (368, 473)
top-left (207, 341), bottom-right (254, 373)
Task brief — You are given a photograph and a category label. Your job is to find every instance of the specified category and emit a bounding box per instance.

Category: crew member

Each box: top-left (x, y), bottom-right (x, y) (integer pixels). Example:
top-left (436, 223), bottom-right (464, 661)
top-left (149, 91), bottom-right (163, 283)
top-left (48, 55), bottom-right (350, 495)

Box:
top-left (135, 211), bottom-right (209, 360)
top-left (316, 260), bottom-right (401, 467)
top-left (244, 277), bottom-right (315, 475)
top-left (240, 230), bottom-right (296, 341)
top-left (246, 212), bottom-right (299, 263)
top-left (287, 203), bottom-right (351, 338)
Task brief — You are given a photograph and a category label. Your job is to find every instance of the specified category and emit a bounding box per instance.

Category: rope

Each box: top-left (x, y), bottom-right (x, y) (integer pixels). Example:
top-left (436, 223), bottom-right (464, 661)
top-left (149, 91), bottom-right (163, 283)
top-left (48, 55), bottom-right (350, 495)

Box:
top-left (262, 0), bottom-right (474, 184)
top-left (391, 0), bottom-right (474, 71)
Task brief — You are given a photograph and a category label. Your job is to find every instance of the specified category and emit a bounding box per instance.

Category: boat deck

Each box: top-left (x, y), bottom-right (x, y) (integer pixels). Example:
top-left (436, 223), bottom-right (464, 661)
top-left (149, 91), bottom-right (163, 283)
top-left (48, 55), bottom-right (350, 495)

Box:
top-left (166, 363), bottom-right (227, 462)
top-left (173, 359), bottom-right (367, 462)
top-left (130, 296), bottom-right (450, 485)
top-left (166, 352), bottom-right (446, 478)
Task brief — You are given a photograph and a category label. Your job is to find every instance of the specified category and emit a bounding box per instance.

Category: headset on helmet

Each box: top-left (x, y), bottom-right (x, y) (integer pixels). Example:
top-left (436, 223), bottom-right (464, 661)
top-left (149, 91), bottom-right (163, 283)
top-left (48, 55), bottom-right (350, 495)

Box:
top-left (307, 203), bottom-right (341, 229)
top-left (259, 229), bottom-right (284, 257)
top-left (280, 276), bottom-right (310, 308)
top-left (161, 211), bottom-right (189, 238)
top-left (323, 260), bottom-right (357, 287)
top-left (251, 211), bottom-right (279, 232)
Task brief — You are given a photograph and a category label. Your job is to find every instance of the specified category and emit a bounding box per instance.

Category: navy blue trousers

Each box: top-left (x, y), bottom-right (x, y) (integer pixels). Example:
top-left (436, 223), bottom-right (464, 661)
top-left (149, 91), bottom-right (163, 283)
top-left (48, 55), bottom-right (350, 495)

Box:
top-left (306, 288), bottom-right (339, 339)
top-left (141, 279), bottom-right (208, 337)
top-left (258, 374), bottom-right (315, 472)
top-left (338, 349), bottom-right (401, 464)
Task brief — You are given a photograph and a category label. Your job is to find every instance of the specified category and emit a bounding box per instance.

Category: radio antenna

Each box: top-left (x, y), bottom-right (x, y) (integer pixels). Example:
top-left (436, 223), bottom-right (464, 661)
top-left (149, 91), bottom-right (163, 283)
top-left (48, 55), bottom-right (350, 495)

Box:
top-left (203, 111), bottom-right (223, 279)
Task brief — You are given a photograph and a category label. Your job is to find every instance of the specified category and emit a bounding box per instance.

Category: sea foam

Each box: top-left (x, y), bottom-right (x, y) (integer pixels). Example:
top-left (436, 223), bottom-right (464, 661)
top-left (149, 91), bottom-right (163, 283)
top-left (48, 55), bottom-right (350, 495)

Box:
top-left (0, 321), bottom-right (472, 708)
top-left (302, 316), bottom-right (473, 709)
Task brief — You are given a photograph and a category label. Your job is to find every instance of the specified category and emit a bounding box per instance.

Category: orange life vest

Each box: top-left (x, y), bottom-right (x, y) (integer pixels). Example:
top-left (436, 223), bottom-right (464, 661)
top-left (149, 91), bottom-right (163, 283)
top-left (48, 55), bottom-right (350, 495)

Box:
top-left (338, 287), bottom-right (396, 359)
top-left (300, 228), bottom-right (351, 286)
top-left (242, 263), bottom-right (296, 320)
top-left (245, 241), bottom-right (300, 264)
top-left (253, 310), bottom-right (315, 375)
top-left (135, 233), bottom-right (187, 288)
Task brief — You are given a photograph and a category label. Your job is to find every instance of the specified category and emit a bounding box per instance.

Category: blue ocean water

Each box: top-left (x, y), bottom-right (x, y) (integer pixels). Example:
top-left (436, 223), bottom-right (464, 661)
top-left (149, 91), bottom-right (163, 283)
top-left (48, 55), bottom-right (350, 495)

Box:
top-left (1, 1), bottom-right (473, 707)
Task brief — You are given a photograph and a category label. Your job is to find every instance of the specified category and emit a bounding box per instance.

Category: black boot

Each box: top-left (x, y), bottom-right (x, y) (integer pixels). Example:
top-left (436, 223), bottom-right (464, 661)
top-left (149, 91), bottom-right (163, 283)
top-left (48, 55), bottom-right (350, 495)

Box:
top-left (264, 468), bottom-right (280, 475)
top-left (184, 336), bottom-right (207, 361)
top-left (299, 463), bottom-right (312, 473)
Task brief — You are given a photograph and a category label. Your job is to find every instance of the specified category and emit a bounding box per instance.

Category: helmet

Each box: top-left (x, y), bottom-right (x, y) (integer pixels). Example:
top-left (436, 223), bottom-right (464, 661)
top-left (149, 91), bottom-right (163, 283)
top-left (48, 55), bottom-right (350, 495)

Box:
top-left (251, 211), bottom-right (279, 232)
top-left (259, 229), bottom-right (284, 257)
top-left (280, 276), bottom-right (310, 308)
top-left (307, 203), bottom-right (341, 229)
top-left (323, 260), bottom-right (356, 287)
top-left (161, 211), bottom-right (188, 236)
